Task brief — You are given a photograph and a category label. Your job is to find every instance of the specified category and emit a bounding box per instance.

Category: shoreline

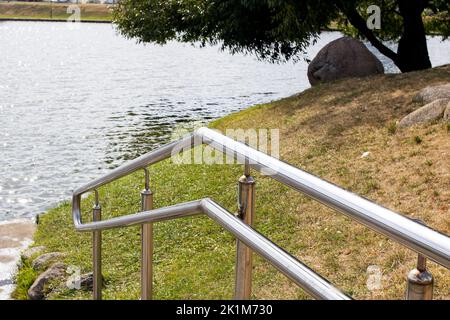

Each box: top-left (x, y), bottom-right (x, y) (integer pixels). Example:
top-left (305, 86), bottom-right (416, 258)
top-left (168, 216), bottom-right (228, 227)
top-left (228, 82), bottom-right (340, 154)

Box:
top-left (0, 219), bottom-right (36, 300)
top-left (0, 17), bottom-right (111, 23)
top-left (0, 1), bottom-right (113, 23)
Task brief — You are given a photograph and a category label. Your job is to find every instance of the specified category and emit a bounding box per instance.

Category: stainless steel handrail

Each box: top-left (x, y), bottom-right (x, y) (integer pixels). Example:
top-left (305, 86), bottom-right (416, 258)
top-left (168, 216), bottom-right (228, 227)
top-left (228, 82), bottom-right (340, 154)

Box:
top-left (74, 198), bottom-right (351, 300)
top-left (73, 127), bottom-right (450, 268)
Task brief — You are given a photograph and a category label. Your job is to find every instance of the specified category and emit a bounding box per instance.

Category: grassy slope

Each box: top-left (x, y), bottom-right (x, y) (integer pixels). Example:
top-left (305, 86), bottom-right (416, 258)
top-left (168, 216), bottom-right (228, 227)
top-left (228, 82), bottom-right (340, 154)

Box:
top-left (0, 2), bottom-right (112, 21)
top-left (14, 66), bottom-right (450, 300)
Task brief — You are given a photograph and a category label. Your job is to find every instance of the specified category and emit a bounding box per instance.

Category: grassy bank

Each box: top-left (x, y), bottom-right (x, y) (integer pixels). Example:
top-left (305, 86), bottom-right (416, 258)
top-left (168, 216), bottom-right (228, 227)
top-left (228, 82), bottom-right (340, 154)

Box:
top-left (14, 66), bottom-right (450, 300)
top-left (0, 2), bottom-right (112, 21)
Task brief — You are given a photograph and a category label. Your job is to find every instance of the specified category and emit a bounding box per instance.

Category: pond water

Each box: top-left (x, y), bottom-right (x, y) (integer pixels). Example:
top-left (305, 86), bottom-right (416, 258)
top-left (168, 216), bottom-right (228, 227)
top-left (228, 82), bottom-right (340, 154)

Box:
top-left (0, 21), bottom-right (449, 221)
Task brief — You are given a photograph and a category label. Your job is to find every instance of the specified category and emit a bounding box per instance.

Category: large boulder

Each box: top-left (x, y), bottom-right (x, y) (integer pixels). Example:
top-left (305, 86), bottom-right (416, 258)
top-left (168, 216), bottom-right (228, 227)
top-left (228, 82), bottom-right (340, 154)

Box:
top-left (28, 263), bottom-right (66, 300)
top-left (413, 83), bottom-right (450, 104)
top-left (31, 252), bottom-right (64, 271)
top-left (398, 99), bottom-right (449, 128)
top-left (308, 37), bottom-right (384, 86)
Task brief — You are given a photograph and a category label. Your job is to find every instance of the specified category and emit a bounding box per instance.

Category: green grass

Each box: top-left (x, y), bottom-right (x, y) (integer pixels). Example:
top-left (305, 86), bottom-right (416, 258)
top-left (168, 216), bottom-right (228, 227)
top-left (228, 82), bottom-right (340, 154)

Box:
top-left (414, 136), bottom-right (423, 144)
top-left (13, 259), bottom-right (39, 300)
top-left (15, 65), bottom-right (450, 300)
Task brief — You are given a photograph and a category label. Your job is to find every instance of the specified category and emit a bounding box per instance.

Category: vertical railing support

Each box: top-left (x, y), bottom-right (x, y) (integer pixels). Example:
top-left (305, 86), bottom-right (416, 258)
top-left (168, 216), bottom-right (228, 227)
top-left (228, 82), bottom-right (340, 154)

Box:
top-left (234, 161), bottom-right (255, 300)
top-left (406, 253), bottom-right (434, 300)
top-left (406, 219), bottom-right (434, 300)
top-left (141, 168), bottom-right (154, 300)
top-left (92, 190), bottom-right (102, 300)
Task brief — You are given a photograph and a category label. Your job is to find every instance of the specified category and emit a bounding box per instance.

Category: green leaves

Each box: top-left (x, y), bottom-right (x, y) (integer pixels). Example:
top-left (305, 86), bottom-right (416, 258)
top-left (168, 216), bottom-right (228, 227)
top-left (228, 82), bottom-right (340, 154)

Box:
top-left (114, 0), bottom-right (335, 62)
top-left (113, 0), bottom-right (449, 64)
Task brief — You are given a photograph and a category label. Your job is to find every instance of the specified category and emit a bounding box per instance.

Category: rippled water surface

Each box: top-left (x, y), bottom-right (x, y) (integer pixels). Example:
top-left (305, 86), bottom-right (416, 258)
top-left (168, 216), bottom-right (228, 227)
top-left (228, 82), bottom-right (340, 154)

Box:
top-left (1, 21), bottom-right (449, 221)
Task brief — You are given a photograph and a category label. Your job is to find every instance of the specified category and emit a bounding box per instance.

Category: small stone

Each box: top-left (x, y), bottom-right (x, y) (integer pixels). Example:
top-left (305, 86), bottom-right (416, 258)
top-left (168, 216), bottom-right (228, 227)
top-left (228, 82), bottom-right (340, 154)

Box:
top-left (31, 252), bottom-right (64, 271)
top-left (413, 83), bottom-right (450, 104)
top-left (21, 246), bottom-right (46, 260)
top-left (27, 263), bottom-right (66, 300)
top-left (398, 99), bottom-right (448, 128)
top-left (79, 272), bottom-right (94, 290)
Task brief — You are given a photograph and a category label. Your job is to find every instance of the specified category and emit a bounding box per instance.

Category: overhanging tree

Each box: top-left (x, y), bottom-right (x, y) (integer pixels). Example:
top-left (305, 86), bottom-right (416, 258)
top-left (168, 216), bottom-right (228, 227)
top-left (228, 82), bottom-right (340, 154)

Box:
top-left (114, 0), bottom-right (449, 72)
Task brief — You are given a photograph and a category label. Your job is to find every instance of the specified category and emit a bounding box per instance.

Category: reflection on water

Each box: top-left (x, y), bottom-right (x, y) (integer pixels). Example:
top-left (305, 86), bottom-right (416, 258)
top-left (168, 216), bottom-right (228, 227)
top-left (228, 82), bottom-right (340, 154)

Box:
top-left (0, 21), bottom-right (449, 221)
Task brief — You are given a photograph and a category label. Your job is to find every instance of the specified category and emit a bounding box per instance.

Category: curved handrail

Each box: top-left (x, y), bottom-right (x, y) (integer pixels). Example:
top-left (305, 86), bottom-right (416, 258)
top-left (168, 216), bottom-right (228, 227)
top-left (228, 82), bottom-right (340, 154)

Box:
top-left (74, 198), bottom-right (351, 300)
top-left (73, 127), bottom-right (450, 269)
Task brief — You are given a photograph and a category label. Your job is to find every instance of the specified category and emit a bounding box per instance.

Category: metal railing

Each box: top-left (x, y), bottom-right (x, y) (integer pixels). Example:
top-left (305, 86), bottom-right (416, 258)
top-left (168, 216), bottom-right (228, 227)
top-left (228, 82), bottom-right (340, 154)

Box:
top-left (72, 127), bottom-right (450, 300)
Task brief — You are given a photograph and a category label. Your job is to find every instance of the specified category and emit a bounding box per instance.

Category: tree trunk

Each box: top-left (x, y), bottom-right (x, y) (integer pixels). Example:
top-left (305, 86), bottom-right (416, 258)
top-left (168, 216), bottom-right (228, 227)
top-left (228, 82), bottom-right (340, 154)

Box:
top-left (396, 0), bottom-right (432, 72)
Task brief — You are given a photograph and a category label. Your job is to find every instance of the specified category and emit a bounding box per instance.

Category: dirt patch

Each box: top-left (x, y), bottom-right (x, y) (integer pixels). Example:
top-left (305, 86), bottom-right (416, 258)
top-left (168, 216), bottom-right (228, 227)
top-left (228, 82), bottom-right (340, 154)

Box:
top-left (0, 220), bottom-right (36, 300)
top-left (0, 255), bottom-right (15, 263)
top-left (0, 222), bottom-right (36, 249)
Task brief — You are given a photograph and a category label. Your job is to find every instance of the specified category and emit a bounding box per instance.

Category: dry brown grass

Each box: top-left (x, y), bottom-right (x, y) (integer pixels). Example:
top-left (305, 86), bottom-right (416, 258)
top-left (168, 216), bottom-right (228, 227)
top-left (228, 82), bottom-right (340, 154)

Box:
top-left (212, 65), bottom-right (450, 299)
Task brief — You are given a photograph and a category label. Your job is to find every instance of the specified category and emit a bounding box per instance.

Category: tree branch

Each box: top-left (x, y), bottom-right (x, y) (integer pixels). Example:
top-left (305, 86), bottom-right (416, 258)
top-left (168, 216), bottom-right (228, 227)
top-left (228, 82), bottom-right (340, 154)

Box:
top-left (333, 1), bottom-right (399, 64)
top-left (391, 9), bottom-right (402, 17)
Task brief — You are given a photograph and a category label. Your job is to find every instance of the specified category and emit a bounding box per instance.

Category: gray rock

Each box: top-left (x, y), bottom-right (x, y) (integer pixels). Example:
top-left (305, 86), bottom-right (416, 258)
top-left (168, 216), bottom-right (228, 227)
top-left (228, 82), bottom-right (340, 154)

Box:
top-left (398, 99), bottom-right (448, 128)
top-left (307, 37), bottom-right (384, 86)
top-left (31, 252), bottom-right (64, 271)
top-left (444, 102), bottom-right (450, 122)
top-left (413, 83), bottom-right (450, 104)
top-left (21, 246), bottom-right (46, 260)
top-left (79, 272), bottom-right (94, 290)
top-left (27, 263), bottom-right (66, 300)
top-left (66, 271), bottom-right (100, 292)
top-left (66, 272), bottom-right (94, 291)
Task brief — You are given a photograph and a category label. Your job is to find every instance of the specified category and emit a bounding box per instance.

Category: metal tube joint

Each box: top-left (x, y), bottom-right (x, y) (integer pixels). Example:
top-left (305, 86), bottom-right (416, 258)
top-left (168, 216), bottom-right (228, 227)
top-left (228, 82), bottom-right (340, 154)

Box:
top-left (237, 174), bottom-right (255, 221)
top-left (406, 254), bottom-right (434, 300)
top-left (406, 219), bottom-right (434, 300)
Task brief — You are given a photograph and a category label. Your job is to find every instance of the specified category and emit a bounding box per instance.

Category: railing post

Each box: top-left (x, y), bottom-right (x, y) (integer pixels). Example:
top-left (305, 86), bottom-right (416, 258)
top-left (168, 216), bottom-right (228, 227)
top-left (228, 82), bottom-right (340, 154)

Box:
top-left (234, 162), bottom-right (255, 300)
top-left (92, 190), bottom-right (102, 300)
top-left (406, 219), bottom-right (434, 300)
top-left (141, 168), bottom-right (153, 300)
top-left (406, 253), bottom-right (434, 300)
